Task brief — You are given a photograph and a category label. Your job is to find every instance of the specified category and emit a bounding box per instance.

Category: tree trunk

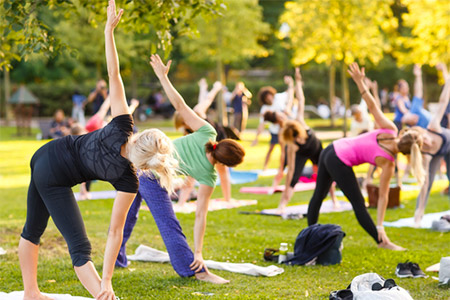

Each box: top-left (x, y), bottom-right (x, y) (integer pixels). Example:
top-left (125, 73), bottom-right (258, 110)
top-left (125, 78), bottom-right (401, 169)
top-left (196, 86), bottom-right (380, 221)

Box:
top-left (341, 62), bottom-right (349, 137)
top-left (3, 67), bottom-right (11, 125)
top-left (216, 59), bottom-right (228, 126)
top-left (329, 62), bottom-right (336, 128)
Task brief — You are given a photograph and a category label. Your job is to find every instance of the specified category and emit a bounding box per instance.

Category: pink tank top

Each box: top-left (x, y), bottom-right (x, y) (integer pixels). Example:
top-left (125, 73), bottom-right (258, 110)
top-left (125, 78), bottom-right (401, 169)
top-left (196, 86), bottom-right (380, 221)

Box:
top-left (333, 129), bottom-right (396, 167)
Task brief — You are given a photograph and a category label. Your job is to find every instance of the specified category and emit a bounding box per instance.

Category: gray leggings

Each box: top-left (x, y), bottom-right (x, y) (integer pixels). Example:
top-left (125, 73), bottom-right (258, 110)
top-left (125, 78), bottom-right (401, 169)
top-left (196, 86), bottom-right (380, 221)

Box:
top-left (416, 154), bottom-right (445, 209)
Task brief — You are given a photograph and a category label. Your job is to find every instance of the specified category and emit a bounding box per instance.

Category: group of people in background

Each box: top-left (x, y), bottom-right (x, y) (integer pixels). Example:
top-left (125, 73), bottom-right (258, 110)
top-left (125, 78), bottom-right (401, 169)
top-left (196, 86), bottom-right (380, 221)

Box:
top-left (18, 1), bottom-right (450, 299)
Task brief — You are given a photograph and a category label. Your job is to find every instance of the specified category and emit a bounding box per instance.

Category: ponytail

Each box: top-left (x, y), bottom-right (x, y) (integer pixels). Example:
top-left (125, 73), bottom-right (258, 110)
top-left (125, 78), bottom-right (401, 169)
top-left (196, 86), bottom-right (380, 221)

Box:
top-left (410, 142), bottom-right (425, 186)
top-left (128, 128), bottom-right (179, 194)
top-left (205, 139), bottom-right (245, 167)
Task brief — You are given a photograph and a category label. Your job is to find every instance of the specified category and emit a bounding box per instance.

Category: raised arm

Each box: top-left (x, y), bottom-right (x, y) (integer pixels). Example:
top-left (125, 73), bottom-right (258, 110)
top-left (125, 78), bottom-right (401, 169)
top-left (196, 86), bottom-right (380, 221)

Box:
top-left (413, 64), bottom-right (423, 99)
top-left (150, 54), bottom-right (207, 131)
top-left (193, 81), bottom-right (222, 119)
top-left (105, 0), bottom-right (129, 118)
top-left (348, 63), bottom-right (397, 132)
top-left (284, 76), bottom-right (295, 116)
top-left (427, 74), bottom-right (450, 132)
top-left (128, 98), bottom-right (140, 114)
top-left (198, 78), bottom-right (208, 104)
top-left (294, 67), bottom-right (307, 127)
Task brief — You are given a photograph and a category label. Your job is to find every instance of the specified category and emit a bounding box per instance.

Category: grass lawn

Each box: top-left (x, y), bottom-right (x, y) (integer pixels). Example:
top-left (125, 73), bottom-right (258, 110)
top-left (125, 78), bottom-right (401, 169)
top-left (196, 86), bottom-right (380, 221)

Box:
top-left (0, 124), bottom-right (449, 299)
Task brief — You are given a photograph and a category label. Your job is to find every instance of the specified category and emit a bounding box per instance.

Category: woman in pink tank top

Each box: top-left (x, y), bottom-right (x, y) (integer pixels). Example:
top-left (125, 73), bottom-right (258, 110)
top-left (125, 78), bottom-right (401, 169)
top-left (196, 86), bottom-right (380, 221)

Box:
top-left (307, 63), bottom-right (425, 251)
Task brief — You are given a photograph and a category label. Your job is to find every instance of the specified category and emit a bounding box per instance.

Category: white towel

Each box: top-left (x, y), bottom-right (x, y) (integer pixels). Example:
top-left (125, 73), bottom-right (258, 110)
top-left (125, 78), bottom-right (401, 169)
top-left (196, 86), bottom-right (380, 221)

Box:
top-left (384, 210), bottom-right (450, 229)
top-left (127, 245), bottom-right (284, 277)
top-left (0, 291), bottom-right (93, 300)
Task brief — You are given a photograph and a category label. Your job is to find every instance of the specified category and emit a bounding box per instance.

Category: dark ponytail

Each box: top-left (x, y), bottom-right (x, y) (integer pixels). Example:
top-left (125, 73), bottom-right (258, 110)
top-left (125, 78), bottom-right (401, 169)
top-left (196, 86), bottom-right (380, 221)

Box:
top-left (205, 139), bottom-right (245, 167)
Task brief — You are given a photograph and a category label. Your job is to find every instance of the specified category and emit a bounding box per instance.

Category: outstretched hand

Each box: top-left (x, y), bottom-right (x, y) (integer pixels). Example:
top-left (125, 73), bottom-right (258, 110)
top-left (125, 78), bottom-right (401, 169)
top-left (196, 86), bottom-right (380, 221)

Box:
top-left (295, 67), bottom-right (302, 82)
top-left (347, 62), bottom-right (366, 84)
top-left (106, 0), bottom-right (123, 31)
top-left (149, 54), bottom-right (172, 79)
top-left (413, 64), bottom-right (422, 77)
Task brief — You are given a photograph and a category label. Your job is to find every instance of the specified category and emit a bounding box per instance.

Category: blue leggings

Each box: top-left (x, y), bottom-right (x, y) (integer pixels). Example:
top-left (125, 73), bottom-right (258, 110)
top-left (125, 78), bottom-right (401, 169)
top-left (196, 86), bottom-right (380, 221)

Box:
top-left (116, 174), bottom-right (196, 277)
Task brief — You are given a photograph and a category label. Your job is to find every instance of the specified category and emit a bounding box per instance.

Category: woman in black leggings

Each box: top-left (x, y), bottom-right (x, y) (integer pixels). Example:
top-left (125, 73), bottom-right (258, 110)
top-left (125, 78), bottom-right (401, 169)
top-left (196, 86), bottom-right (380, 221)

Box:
top-left (19, 2), bottom-right (178, 299)
top-left (307, 63), bottom-right (425, 251)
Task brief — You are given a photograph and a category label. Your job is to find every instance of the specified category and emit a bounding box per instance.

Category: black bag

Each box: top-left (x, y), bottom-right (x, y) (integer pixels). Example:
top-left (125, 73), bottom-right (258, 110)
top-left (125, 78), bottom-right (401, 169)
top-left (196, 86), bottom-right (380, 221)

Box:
top-left (285, 224), bottom-right (345, 266)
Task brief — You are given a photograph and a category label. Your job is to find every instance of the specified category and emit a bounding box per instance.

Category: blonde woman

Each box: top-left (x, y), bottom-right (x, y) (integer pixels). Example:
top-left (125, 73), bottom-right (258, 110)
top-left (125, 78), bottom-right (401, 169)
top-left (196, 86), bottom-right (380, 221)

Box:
top-left (414, 67), bottom-right (450, 226)
top-left (18, 2), bottom-right (177, 299)
top-left (116, 54), bottom-right (245, 284)
top-left (307, 63), bottom-right (425, 250)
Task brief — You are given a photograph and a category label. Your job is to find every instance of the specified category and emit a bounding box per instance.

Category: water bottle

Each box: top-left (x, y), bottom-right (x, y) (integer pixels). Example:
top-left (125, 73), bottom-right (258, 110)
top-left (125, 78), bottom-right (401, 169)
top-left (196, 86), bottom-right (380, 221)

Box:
top-left (278, 242), bottom-right (288, 263)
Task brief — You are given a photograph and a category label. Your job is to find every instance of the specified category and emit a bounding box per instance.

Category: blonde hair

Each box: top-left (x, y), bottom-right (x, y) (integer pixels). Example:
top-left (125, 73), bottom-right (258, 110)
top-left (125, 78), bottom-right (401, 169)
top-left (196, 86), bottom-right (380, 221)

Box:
top-left (398, 127), bottom-right (425, 185)
top-left (280, 120), bottom-right (307, 144)
top-left (128, 129), bottom-right (179, 193)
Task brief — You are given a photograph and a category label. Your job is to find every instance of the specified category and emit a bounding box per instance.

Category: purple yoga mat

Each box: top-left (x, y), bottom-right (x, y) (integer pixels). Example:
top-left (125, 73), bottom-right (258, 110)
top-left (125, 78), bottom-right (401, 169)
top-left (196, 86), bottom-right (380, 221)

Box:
top-left (239, 182), bottom-right (316, 195)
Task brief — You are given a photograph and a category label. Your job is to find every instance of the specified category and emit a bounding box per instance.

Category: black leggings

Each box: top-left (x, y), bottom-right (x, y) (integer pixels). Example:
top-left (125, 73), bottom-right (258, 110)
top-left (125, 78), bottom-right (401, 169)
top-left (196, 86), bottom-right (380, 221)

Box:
top-left (290, 155), bottom-right (309, 188)
top-left (307, 144), bottom-right (379, 244)
top-left (21, 143), bottom-right (92, 267)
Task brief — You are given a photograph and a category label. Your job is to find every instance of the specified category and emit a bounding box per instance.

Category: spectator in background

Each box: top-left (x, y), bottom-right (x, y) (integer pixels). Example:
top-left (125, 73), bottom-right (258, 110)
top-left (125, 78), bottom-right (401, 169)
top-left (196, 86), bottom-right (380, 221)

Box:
top-left (231, 82), bottom-right (252, 133)
top-left (393, 78), bottom-right (412, 130)
top-left (72, 90), bottom-right (86, 126)
top-left (87, 79), bottom-right (108, 114)
top-left (350, 103), bottom-right (374, 136)
top-left (317, 97), bottom-right (331, 119)
top-left (49, 109), bottom-right (70, 139)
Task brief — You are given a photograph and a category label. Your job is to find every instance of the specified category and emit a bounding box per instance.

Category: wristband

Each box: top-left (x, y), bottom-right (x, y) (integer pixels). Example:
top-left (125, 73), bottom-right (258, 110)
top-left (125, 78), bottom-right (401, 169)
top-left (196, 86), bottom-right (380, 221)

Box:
top-left (360, 89), bottom-right (368, 96)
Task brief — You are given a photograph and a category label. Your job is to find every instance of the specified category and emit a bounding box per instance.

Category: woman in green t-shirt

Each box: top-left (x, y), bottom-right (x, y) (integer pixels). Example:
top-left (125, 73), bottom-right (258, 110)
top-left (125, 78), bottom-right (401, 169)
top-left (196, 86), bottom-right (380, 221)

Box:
top-left (117, 55), bottom-right (245, 284)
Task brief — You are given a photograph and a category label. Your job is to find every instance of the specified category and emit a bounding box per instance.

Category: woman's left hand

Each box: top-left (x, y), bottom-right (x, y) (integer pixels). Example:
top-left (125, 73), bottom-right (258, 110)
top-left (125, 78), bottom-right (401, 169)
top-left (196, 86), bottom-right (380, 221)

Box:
top-left (96, 280), bottom-right (115, 300)
top-left (190, 253), bottom-right (208, 273)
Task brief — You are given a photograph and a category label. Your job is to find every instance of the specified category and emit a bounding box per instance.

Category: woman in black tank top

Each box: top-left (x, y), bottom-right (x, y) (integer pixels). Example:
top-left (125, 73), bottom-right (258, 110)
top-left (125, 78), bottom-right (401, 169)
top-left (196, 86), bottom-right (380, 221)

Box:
top-left (412, 67), bottom-right (450, 226)
top-left (272, 68), bottom-right (338, 213)
top-left (18, 3), bottom-right (179, 299)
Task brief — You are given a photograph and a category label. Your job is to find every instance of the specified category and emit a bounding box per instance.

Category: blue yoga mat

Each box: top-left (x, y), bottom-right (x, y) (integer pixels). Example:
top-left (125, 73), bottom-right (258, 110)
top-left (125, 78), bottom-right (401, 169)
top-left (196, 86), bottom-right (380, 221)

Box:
top-left (216, 169), bottom-right (259, 186)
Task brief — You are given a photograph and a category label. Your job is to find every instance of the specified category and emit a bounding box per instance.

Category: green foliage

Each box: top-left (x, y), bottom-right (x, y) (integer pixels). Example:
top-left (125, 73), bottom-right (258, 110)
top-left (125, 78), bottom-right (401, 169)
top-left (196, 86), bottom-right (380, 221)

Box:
top-left (180, 0), bottom-right (271, 67)
top-left (0, 0), bottom-right (223, 69)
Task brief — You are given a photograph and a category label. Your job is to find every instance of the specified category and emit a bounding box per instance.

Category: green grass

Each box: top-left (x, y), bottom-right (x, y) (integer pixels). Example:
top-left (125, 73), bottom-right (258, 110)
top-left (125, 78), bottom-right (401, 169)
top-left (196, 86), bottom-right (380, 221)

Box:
top-left (0, 125), bottom-right (449, 299)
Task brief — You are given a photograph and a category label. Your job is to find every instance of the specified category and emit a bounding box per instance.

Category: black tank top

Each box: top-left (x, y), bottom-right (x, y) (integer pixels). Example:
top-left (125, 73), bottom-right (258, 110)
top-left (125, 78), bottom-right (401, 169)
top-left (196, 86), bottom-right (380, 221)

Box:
top-left (427, 128), bottom-right (450, 157)
top-left (294, 129), bottom-right (323, 165)
top-left (50, 114), bottom-right (138, 193)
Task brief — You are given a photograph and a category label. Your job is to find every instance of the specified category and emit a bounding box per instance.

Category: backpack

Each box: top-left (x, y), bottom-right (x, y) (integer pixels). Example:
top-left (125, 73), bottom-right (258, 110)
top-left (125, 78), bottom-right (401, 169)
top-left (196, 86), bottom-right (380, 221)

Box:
top-left (285, 224), bottom-right (345, 266)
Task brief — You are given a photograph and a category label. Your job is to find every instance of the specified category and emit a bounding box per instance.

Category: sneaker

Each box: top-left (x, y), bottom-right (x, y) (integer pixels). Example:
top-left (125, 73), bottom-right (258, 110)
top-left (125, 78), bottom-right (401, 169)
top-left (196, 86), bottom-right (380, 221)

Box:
top-left (396, 262), bottom-right (413, 278)
top-left (409, 262), bottom-right (426, 278)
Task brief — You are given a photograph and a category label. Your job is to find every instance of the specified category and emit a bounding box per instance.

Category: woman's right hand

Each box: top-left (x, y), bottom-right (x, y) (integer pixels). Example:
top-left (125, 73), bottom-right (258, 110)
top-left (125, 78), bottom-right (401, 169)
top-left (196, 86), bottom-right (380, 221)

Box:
top-left (105, 0), bottom-right (123, 32)
top-left (149, 54), bottom-right (172, 79)
top-left (190, 252), bottom-right (208, 273)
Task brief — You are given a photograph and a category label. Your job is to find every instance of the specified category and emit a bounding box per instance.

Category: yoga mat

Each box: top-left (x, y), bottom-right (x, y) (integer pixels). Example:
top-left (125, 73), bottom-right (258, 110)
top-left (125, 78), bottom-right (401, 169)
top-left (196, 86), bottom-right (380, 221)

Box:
top-left (261, 200), bottom-right (352, 216)
top-left (251, 169), bottom-right (279, 177)
top-left (0, 291), bottom-right (93, 300)
top-left (216, 169), bottom-right (259, 185)
top-left (127, 245), bottom-right (284, 277)
top-left (384, 210), bottom-right (450, 229)
top-left (75, 190), bottom-right (116, 201)
top-left (0, 247), bottom-right (6, 255)
top-left (239, 182), bottom-right (316, 195)
top-left (141, 199), bottom-right (258, 214)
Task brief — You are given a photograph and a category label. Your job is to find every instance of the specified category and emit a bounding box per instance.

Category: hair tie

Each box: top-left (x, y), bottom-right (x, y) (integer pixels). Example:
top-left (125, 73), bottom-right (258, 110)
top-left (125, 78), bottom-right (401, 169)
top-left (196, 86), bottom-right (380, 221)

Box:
top-left (213, 143), bottom-right (217, 150)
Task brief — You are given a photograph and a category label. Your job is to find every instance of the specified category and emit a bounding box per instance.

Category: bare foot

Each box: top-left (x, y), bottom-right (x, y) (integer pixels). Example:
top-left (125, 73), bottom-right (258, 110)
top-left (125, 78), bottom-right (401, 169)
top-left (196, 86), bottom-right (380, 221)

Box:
top-left (23, 291), bottom-right (55, 300)
top-left (378, 241), bottom-right (406, 251)
top-left (195, 271), bottom-right (230, 284)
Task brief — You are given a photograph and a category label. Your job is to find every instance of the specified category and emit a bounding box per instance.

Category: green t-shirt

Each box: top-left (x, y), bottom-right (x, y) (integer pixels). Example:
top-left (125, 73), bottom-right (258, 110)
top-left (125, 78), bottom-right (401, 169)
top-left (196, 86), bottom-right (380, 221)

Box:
top-left (173, 123), bottom-right (217, 187)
